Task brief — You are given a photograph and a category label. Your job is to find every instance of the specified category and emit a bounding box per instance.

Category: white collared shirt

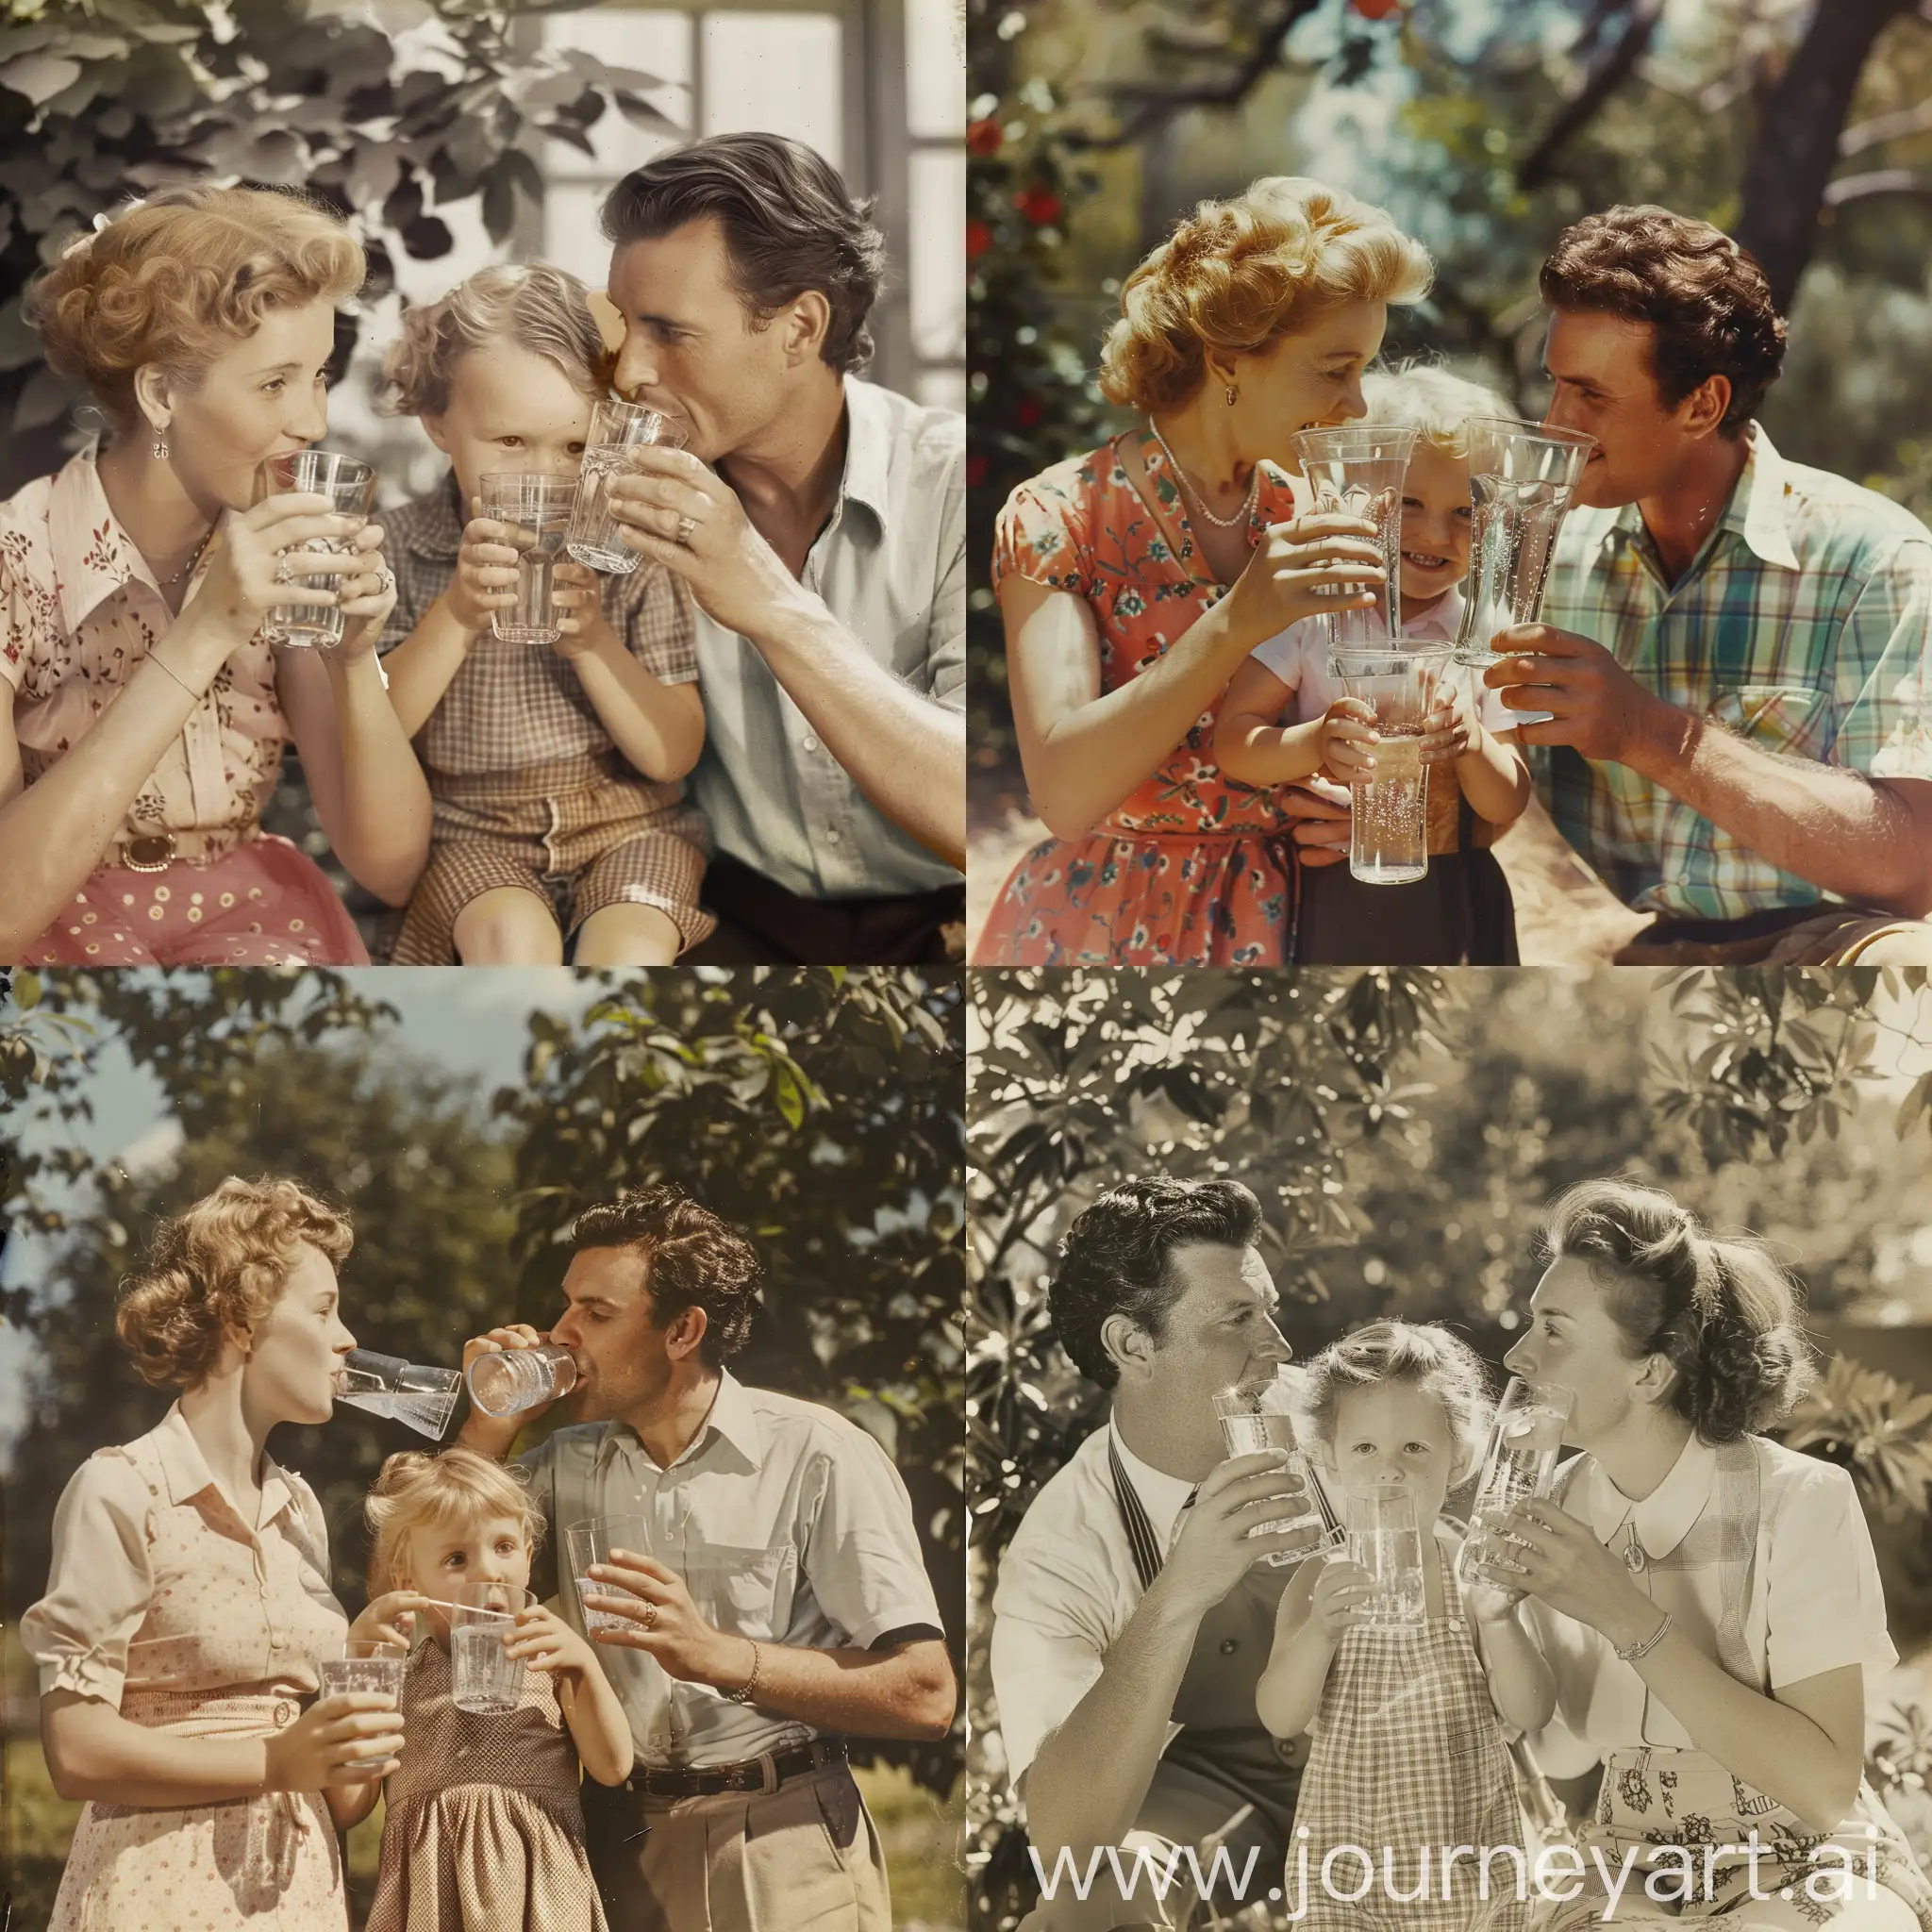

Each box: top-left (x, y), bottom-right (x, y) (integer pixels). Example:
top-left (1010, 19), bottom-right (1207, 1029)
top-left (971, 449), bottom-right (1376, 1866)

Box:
top-left (1523, 1432), bottom-right (1896, 1776)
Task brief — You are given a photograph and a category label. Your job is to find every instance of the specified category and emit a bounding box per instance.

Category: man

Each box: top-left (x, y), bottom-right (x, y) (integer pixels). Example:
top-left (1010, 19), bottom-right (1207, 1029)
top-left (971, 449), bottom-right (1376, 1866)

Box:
top-left (990, 1176), bottom-right (1312, 1931)
top-left (590, 134), bottom-right (966, 963)
top-left (457, 1184), bottom-right (955, 1932)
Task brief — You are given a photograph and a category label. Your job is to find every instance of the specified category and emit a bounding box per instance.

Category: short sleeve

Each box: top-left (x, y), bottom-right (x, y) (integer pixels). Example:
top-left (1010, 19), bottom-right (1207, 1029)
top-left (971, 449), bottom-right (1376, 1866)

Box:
top-left (1249, 618), bottom-right (1321, 690)
top-left (20, 1449), bottom-right (157, 1706)
top-left (801, 1423), bottom-right (944, 1650)
top-left (0, 538), bottom-right (59, 694)
top-left (1764, 1457), bottom-right (1896, 1689)
top-left (616, 563), bottom-right (698, 686)
top-left (992, 476), bottom-right (1094, 604)
top-left (1832, 539), bottom-right (1932, 779)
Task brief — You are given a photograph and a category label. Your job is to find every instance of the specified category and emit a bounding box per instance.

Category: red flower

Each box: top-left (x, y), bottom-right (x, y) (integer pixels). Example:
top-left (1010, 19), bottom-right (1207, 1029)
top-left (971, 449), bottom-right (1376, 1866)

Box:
top-left (967, 117), bottom-right (1003, 157)
top-left (967, 218), bottom-right (993, 261)
top-left (1016, 394), bottom-right (1043, 427)
top-left (967, 453), bottom-right (991, 488)
top-left (1350, 0), bottom-right (1403, 16)
top-left (1015, 184), bottom-right (1063, 227)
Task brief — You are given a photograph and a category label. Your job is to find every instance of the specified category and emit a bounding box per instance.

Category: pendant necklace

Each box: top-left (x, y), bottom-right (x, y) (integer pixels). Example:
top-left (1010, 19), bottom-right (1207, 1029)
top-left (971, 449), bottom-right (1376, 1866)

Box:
top-left (1622, 1522), bottom-right (1647, 1574)
top-left (1146, 419), bottom-right (1258, 530)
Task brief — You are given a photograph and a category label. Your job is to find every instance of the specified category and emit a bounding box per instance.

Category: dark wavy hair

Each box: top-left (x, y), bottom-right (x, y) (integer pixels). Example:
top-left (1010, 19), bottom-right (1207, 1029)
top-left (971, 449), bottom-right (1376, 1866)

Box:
top-left (572, 1185), bottom-right (764, 1370)
top-left (1540, 1178), bottom-right (1815, 1442)
top-left (1049, 1177), bottom-right (1262, 1391)
top-left (600, 133), bottom-right (885, 375)
top-left (1540, 206), bottom-right (1787, 437)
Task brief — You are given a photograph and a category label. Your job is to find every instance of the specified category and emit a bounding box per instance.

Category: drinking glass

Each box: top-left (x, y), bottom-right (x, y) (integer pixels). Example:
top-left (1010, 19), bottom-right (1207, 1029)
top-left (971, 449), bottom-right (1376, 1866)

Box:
top-left (258, 450), bottom-right (375, 648)
top-left (1333, 639), bottom-right (1452, 886)
top-left (564, 1513), bottom-right (654, 1636)
top-left (1341, 1480), bottom-right (1426, 1629)
top-left (479, 473), bottom-right (576, 644)
top-left (449, 1580), bottom-right (529, 1714)
top-left (334, 1350), bottom-right (463, 1441)
top-left (1210, 1368), bottom-right (1341, 1566)
top-left (314, 1638), bottom-right (407, 1771)
top-left (1456, 1378), bottom-right (1575, 1595)
top-left (465, 1343), bottom-right (580, 1419)
top-left (1291, 423), bottom-right (1416, 652)
top-left (566, 400), bottom-right (690, 574)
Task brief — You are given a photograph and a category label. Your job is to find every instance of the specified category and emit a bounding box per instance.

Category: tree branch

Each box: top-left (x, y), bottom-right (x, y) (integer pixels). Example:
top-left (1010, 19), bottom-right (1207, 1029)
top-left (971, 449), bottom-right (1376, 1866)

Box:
top-left (1517, 0), bottom-right (1665, 191)
top-left (1823, 167), bottom-right (1932, 207)
top-left (1840, 96), bottom-right (1932, 154)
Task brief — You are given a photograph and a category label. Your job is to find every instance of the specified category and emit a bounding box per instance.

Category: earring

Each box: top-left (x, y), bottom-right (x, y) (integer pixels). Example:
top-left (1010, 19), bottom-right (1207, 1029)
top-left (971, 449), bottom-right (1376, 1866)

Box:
top-left (1224, 383), bottom-right (1239, 407)
top-left (151, 430), bottom-right (169, 459)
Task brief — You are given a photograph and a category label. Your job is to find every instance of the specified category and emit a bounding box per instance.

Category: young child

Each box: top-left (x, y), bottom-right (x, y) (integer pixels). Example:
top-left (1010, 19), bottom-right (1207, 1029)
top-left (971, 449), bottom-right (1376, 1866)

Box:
top-left (376, 264), bottom-right (714, 966)
top-left (1257, 1324), bottom-right (1551, 1931)
top-left (360, 1447), bottom-right (632, 1932)
top-left (1214, 365), bottom-right (1532, 964)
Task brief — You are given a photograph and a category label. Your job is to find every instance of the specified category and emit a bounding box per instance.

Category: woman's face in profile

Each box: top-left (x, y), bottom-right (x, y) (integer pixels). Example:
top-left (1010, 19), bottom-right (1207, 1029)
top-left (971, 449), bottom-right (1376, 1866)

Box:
top-left (245, 1240), bottom-right (356, 1427)
top-left (1235, 298), bottom-right (1387, 468)
top-left (1503, 1256), bottom-right (1648, 1450)
top-left (159, 299), bottom-right (339, 514)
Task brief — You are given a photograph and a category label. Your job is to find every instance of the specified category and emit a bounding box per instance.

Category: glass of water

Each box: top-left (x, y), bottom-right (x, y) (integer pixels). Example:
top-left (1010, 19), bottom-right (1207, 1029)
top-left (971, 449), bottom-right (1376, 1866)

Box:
top-left (465, 1343), bottom-right (580, 1419)
top-left (564, 1512), bottom-right (654, 1636)
top-left (450, 1581), bottom-right (528, 1714)
top-left (1341, 1479), bottom-right (1427, 1629)
top-left (258, 450), bottom-right (375, 648)
top-left (1333, 639), bottom-right (1452, 887)
top-left (1457, 1378), bottom-right (1574, 1595)
top-left (565, 400), bottom-right (690, 574)
top-left (314, 1638), bottom-right (408, 1771)
top-left (480, 473), bottom-right (576, 644)
top-left (1291, 423), bottom-right (1415, 652)
top-left (333, 1349), bottom-right (462, 1441)
top-left (1210, 1367), bottom-right (1340, 1567)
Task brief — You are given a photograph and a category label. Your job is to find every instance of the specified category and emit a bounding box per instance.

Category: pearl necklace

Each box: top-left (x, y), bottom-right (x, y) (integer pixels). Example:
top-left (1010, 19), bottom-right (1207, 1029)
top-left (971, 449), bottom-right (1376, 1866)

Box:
top-left (160, 525), bottom-right (214, 588)
top-left (1146, 420), bottom-right (1258, 530)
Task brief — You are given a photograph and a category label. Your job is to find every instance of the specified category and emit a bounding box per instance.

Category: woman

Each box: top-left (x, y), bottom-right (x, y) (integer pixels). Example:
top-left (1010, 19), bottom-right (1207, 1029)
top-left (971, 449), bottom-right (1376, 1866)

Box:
top-left (974, 176), bottom-right (1433, 966)
top-left (1500, 1178), bottom-right (1932, 1929)
top-left (0, 186), bottom-right (432, 965)
top-left (22, 1176), bottom-right (429, 1930)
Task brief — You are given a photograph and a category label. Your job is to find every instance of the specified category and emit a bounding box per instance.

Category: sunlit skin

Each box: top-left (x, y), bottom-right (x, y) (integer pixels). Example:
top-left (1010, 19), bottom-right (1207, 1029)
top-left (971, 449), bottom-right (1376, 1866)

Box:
top-left (1394, 438), bottom-right (1474, 609)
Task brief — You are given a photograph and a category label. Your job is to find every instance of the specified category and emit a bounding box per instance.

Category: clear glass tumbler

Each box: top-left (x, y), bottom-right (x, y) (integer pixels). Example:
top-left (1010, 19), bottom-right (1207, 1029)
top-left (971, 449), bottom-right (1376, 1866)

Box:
top-left (450, 1581), bottom-right (529, 1714)
top-left (1333, 639), bottom-right (1452, 886)
top-left (1210, 1367), bottom-right (1340, 1567)
top-left (1341, 1480), bottom-right (1426, 1629)
top-left (480, 472), bottom-right (576, 644)
top-left (333, 1350), bottom-right (463, 1441)
top-left (1456, 1378), bottom-right (1574, 1595)
top-left (465, 1343), bottom-right (580, 1419)
top-left (258, 450), bottom-right (375, 648)
top-left (564, 1512), bottom-right (654, 1636)
top-left (314, 1638), bottom-right (408, 1771)
top-left (1291, 423), bottom-right (1416, 652)
top-left (566, 400), bottom-right (690, 574)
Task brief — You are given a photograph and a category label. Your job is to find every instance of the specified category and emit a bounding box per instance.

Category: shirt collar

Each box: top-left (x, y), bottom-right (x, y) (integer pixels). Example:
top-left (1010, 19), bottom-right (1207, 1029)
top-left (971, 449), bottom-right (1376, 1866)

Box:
top-left (49, 445), bottom-right (162, 633)
top-left (1578, 1433), bottom-right (1717, 1561)
top-left (1108, 1415), bottom-right (1197, 1553)
top-left (1603, 421), bottom-right (1799, 575)
top-left (152, 1402), bottom-right (297, 1532)
top-left (593, 1369), bottom-right (765, 1476)
top-left (837, 374), bottom-right (891, 535)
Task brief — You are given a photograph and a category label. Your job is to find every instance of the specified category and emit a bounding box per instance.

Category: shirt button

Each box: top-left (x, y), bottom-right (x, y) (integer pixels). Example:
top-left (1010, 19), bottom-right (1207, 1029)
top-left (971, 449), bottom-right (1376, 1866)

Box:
top-left (1275, 1737), bottom-right (1300, 1764)
top-left (1219, 1638), bottom-right (1239, 1656)
top-left (802, 734), bottom-right (819, 753)
top-left (825, 827), bottom-right (842, 845)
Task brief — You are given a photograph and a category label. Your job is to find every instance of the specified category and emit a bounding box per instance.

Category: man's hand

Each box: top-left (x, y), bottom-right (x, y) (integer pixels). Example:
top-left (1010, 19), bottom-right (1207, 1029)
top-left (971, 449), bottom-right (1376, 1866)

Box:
top-left (454, 1324), bottom-right (555, 1458)
top-left (1484, 625), bottom-right (1675, 766)
top-left (582, 1549), bottom-right (747, 1688)
top-left (1158, 1451), bottom-right (1322, 1617)
top-left (1279, 777), bottom-right (1352, 869)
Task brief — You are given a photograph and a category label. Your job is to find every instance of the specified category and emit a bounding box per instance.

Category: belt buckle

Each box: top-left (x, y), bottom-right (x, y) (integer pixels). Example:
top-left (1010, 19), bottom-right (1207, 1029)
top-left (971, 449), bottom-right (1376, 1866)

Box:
top-left (123, 833), bottom-right (175, 873)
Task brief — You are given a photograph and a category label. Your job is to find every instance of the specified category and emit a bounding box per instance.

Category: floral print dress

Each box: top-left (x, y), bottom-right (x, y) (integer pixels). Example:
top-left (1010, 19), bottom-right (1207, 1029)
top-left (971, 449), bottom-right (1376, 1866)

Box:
top-left (974, 431), bottom-right (1309, 966)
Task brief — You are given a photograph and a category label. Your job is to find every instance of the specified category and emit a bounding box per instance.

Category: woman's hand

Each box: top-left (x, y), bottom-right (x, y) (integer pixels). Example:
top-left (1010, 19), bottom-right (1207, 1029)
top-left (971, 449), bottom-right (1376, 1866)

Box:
top-left (330, 522), bottom-right (397, 662)
top-left (346, 1590), bottom-right (428, 1650)
top-left (447, 510), bottom-right (523, 637)
top-left (1418, 687), bottom-right (1475, 768)
top-left (1315, 697), bottom-right (1380, 784)
top-left (1460, 1575), bottom-right (1528, 1624)
top-left (1308, 1555), bottom-right (1375, 1640)
top-left (549, 559), bottom-right (604, 657)
top-left (1502, 1500), bottom-right (1656, 1635)
top-left (1226, 509), bottom-right (1385, 641)
top-left (262, 1691), bottom-right (405, 1790)
top-left (195, 494), bottom-right (365, 652)
top-left (504, 1601), bottom-right (600, 1682)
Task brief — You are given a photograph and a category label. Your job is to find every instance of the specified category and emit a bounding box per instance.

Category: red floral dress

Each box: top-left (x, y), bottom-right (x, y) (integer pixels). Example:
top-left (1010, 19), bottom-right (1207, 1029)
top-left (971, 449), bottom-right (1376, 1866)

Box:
top-left (974, 431), bottom-right (1308, 966)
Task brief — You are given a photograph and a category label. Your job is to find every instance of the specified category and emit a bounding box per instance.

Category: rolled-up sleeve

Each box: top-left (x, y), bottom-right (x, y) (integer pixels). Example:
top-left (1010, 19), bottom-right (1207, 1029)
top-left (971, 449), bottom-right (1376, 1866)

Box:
top-left (21, 1450), bottom-right (155, 1706)
top-left (1765, 1457), bottom-right (1896, 1689)
top-left (989, 1530), bottom-right (1115, 1787)
top-left (801, 1425), bottom-right (944, 1650)
top-left (1832, 538), bottom-right (1932, 779)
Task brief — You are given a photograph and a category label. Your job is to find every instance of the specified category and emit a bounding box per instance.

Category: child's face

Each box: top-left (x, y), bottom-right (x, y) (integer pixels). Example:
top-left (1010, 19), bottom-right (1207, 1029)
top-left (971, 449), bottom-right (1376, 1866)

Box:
top-left (399, 1511), bottom-right (533, 1641)
top-left (1397, 439), bottom-right (1474, 608)
top-left (1323, 1379), bottom-right (1459, 1528)
top-left (423, 341), bottom-right (593, 509)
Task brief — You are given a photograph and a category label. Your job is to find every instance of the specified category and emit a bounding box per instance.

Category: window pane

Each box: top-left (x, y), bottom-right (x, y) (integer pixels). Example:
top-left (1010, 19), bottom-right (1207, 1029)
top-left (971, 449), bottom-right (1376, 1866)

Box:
top-left (906, 0), bottom-right (964, 138)
top-left (917, 366), bottom-right (966, 415)
top-left (541, 8), bottom-right (693, 175)
top-left (909, 148), bottom-right (965, 360)
top-left (702, 14), bottom-right (842, 167)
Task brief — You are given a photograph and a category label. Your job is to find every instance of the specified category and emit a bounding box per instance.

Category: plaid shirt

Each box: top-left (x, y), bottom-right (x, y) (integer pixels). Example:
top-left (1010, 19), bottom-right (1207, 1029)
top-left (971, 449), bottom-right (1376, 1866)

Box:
top-left (377, 472), bottom-right (697, 782)
top-left (1539, 425), bottom-right (1932, 921)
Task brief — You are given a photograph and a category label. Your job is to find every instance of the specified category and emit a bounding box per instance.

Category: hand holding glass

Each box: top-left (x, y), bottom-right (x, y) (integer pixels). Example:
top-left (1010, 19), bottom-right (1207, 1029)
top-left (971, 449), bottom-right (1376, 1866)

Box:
top-left (565, 1513), bottom-right (654, 1634)
top-left (1339, 1480), bottom-right (1426, 1628)
top-left (1291, 424), bottom-right (1416, 649)
top-left (465, 1342), bottom-right (579, 1418)
top-left (1333, 640), bottom-right (1452, 886)
top-left (258, 450), bottom-right (375, 648)
top-left (567, 400), bottom-right (690, 574)
top-left (1211, 1371), bottom-right (1339, 1565)
top-left (314, 1639), bottom-right (408, 1772)
top-left (450, 1581), bottom-right (529, 1714)
top-left (480, 473), bottom-right (575, 644)
top-left (1456, 1378), bottom-right (1574, 1595)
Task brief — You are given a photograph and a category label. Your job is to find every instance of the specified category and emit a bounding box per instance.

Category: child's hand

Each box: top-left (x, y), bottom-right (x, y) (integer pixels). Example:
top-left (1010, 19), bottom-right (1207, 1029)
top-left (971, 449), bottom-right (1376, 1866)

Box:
top-left (1315, 697), bottom-right (1380, 784)
top-left (1309, 1556), bottom-right (1375, 1640)
top-left (504, 1601), bottom-right (600, 1683)
top-left (448, 508), bottom-right (523, 636)
top-left (1418, 687), bottom-right (1476, 767)
top-left (1461, 1575), bottom-right (1528, 1624)
top-left (548, 559), bottom-right (603, 658)
top-left (346, 1590), bottom-right (429, 1650)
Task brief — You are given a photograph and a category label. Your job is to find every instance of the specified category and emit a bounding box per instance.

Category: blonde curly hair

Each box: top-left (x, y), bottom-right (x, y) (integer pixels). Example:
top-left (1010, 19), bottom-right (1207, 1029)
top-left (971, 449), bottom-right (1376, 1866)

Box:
top-left (1360, 361), bottom-right (1513, 460)
top-left (364, 1447), bottom-right (547, 1596)
top-left (1099, 177), bottom-right (1434, 414)
top-left (116, 1176), bottom-right (354, 1390)
top-left (26, 186), bottom-right (365, 432)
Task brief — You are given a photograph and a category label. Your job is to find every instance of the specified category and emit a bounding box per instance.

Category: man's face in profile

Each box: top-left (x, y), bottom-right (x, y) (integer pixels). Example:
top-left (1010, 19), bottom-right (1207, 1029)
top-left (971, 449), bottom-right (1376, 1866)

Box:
top-left (1132, 1241), bottom-right (1291, 1436)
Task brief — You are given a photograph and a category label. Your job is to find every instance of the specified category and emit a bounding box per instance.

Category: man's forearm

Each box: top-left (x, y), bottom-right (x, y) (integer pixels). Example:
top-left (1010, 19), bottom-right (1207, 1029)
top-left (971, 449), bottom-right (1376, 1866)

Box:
top-left (745, 592), bottom-right (965, 872)
top-left (1629, 706), bottom-right (1932, 914)
top-left (672, 1632), bottom-right (955, 1740)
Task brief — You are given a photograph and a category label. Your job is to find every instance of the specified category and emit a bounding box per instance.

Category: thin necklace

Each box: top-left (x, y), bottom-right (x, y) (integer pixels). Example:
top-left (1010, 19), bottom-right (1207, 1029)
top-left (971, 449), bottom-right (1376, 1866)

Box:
top-left (160, 525), bottom-right (214, 588)
top-left (1146, 419), bottom-right (1258, 530)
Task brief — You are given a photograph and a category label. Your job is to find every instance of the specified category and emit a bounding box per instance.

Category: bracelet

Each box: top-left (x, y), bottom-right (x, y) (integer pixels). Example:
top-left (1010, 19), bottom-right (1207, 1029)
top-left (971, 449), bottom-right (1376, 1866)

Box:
top-left (148, 651), bottom-right (199, 700)
top-left (1613, 1607), bottom-right (1672, 1662)
top-left (724, 1639), bottom-right (762, 1706)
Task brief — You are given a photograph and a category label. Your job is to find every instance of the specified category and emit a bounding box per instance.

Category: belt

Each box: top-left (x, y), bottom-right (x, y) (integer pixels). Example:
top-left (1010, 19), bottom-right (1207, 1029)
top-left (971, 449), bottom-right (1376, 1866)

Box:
top-left (110, 825), bottom-right (255, 873)
top-left (618, 1734), bottom-right (847, 1800)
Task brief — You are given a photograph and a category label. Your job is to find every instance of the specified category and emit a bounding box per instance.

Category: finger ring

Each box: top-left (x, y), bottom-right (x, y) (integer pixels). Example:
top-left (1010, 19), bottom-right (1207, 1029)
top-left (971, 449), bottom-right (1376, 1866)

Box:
top-left (376, 564), bottom-right (395, 594)
top-left (675, 512), bottom-right (697, 545)
top-left (641, 1602), bottom-right (658, 1631)
top-left (275, 556), bottom-right (295, 585)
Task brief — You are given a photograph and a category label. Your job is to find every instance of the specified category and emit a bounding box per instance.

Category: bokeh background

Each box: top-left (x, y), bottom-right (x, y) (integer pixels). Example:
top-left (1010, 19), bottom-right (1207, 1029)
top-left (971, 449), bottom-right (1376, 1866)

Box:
top-left (964, 0), bottom-right (1932, 959)
top-left (0, 963), bottom-right (966, 1931)
top-left (967, 964), bottom-right (1932, 1929)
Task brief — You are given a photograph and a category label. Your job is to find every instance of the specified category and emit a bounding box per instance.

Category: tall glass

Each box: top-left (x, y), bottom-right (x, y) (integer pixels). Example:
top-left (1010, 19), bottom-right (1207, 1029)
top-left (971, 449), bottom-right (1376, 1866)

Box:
top-left (333, 1350), bottom-right (462, 1441)
top-left (566, 400), bottom-right (690, 574)
top-left (1211, 1369), bottom-right (1341, 1566)
top-left (465, 1343), bottom-right (580, 1419)
top-left (1291, 424), bottom-right (1416, 652)
top-left (1342, 1481), bottom-right (1426, 1629)
top-left (449, 1580), bottom-right (528, 1714)
top-left (314, 1638), bottom-right (407, 1771)
top-left (1456, 1378), bottom-right (1575, 1595)
top-left (480, 473), bottom-right (575, 644)
top-left (564, 1512), bottom-right (654, 1636)
top-left (258, 450), bottom-right (375, 648)
top-left (1333, 639), bottom-right (1451, 886)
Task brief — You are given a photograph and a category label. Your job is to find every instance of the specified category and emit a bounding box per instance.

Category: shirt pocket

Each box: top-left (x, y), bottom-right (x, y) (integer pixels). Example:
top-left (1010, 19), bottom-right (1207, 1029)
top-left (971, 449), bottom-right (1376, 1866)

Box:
top-left (1707, 684), bottom-right (1834, 761)
top-left (681, 1542), bottom-right (799, 1643)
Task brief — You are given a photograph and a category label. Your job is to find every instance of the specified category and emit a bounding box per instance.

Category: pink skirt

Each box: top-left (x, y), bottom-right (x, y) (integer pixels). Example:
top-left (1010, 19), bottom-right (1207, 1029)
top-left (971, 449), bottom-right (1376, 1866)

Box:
top-left (24, 835), bottom-right (371, 967)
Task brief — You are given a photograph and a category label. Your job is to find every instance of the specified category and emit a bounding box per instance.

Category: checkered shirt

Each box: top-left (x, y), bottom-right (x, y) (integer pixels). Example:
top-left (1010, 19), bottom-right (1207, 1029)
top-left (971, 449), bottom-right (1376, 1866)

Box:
top-left (1537, 424), bottom-right (1932, 921)
top-left (377, 472), bottom-right (697, 781)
